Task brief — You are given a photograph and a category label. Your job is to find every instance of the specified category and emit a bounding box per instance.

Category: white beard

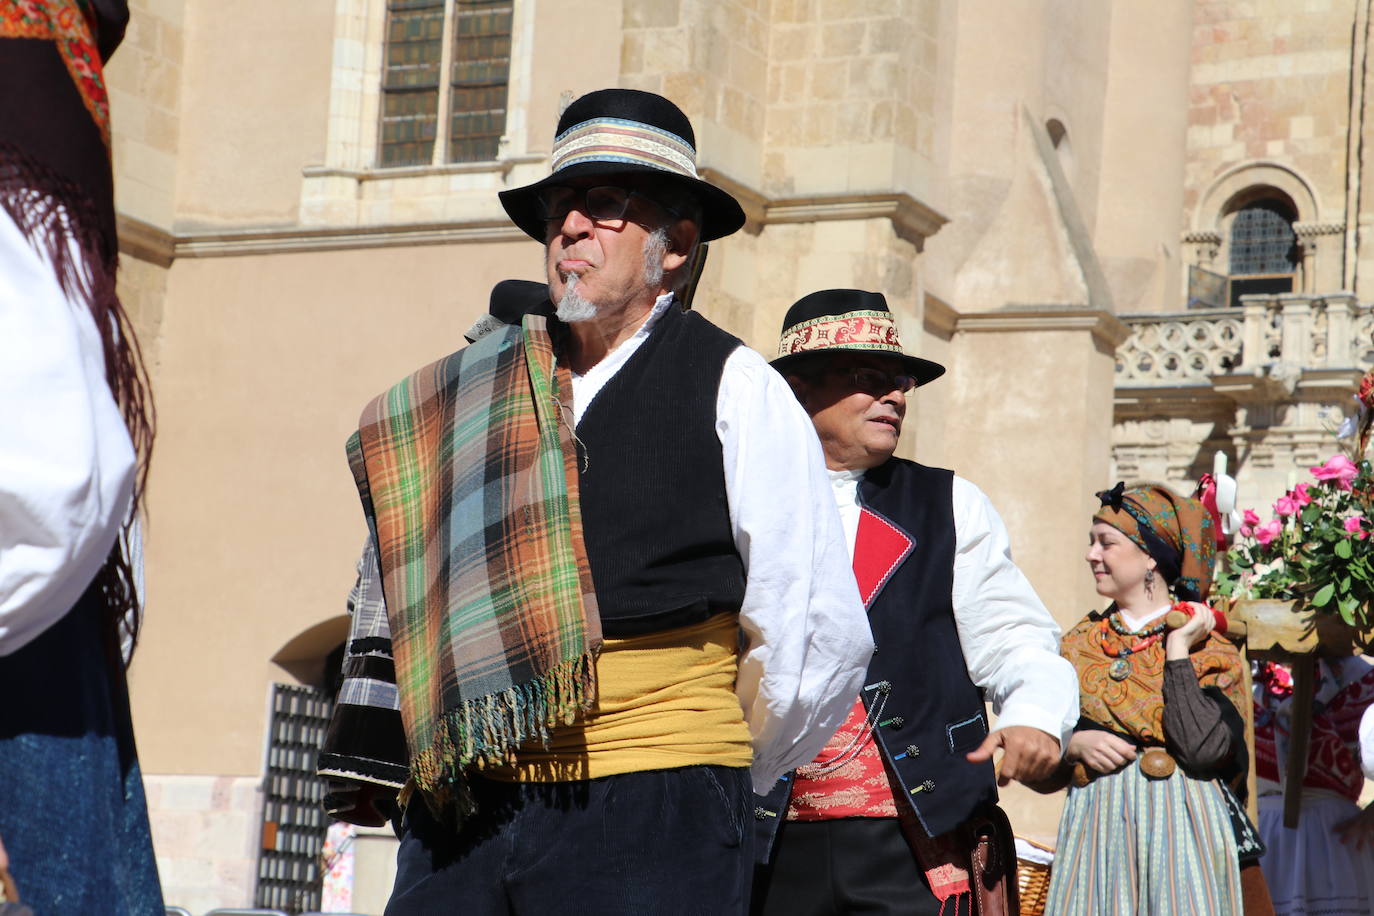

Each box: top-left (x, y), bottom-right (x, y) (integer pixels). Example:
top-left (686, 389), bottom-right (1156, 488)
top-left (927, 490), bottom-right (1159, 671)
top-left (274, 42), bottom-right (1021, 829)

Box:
top-left (553, 227), bottom-right (673, 323)
top-left (555, 275), bottom-right (598, 323)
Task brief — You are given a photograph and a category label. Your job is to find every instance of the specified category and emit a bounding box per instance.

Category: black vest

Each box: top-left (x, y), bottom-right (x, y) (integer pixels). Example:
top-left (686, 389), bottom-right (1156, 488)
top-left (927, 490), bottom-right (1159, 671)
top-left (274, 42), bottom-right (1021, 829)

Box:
top-left (574, 304), bottom-right (746, 638)
top-left (754, 459), bottom-right (998, 860)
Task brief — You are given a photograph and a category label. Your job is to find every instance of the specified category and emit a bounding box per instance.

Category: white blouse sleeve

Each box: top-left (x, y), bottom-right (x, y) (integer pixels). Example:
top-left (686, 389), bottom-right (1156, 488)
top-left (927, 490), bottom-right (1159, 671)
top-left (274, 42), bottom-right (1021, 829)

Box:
top-left (950, 477), bottom-right (1079, 750)
top-left (0, 209), bottom-right (136, 655)
top-left (716, 346), bottom-right (874, 794)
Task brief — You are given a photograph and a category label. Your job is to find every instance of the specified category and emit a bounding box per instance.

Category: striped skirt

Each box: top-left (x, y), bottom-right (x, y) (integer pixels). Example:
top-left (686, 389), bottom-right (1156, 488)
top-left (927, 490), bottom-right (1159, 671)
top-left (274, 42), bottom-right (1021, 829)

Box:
top-left (1045, 759), bottom-right (1242, 915)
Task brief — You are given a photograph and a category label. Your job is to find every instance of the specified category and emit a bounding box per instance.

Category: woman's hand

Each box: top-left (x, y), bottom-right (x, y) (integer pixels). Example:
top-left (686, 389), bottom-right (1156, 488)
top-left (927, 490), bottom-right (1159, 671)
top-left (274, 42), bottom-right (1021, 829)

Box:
top-left (1335, 803), bottom-right (1374, 849)
top-left (1066, 730), bottom-right (1137, 775)
top-left (1166, 601), bottom-right (1215, 660)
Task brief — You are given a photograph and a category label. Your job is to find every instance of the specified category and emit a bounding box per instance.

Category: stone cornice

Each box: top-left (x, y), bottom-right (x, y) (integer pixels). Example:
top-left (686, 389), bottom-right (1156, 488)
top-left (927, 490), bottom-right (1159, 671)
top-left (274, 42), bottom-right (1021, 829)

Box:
top-left (174, 219), bottom-right (525, 258)
top-left (922, 293), bottom-right (959, 338)
top-left (699, 168), bottom-right (949, 247)
top-left (954, 305), bottom-right (1131, 349)
top-left (117, 174), bottom-right (951, 263)
top-left (116, 215), bottom-right (176, 268)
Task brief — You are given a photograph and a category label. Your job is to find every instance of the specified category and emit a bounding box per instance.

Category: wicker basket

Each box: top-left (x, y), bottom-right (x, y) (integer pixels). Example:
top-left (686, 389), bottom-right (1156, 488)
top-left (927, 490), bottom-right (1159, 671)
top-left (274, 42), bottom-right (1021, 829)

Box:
top-left (1015, 837), bottom-right (1054, 916)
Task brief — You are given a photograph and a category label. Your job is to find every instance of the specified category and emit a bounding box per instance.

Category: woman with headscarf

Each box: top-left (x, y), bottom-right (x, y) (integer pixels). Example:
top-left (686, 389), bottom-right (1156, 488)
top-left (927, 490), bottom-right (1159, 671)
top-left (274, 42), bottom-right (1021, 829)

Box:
top-left (1042, 483), bottom-right (1252, 915)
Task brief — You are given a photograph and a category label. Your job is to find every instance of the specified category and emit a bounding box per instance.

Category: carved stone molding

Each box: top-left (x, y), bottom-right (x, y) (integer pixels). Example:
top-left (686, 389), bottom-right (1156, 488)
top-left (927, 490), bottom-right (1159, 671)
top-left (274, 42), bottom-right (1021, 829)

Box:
top-left (1293, 221), bottom-right (1346, 237)
top-left (1182, 230), bottom-right (1222, 245)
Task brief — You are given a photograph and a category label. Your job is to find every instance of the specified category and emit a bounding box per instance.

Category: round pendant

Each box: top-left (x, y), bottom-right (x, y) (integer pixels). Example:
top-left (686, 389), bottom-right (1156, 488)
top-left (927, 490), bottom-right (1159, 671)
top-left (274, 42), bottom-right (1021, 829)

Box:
top-left (1109, 658), bottom-right (1132, 681)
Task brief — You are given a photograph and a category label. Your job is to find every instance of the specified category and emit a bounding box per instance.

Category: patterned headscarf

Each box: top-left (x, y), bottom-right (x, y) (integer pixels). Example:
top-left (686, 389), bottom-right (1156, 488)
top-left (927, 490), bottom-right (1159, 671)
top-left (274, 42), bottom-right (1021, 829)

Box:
top-left (1093, 482), bottom-right (1216, 602)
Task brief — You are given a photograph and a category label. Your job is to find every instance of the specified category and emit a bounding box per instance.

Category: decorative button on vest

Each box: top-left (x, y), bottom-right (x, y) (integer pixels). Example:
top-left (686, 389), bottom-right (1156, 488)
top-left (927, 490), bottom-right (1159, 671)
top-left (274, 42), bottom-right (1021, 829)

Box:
top-left (880, 716), bottom-right (904, 729)
top-left (754, 806), bottom-right (776, 820)
top-left (909, 779), bottom-right (936, 795)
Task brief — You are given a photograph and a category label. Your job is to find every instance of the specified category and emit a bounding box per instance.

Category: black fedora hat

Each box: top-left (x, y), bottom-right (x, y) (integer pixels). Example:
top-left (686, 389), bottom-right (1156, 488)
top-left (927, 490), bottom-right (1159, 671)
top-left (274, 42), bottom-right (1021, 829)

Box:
top-left (499, 88), bottom-right (745, 243)
top-left (771, 289), bottom-right (946, 387)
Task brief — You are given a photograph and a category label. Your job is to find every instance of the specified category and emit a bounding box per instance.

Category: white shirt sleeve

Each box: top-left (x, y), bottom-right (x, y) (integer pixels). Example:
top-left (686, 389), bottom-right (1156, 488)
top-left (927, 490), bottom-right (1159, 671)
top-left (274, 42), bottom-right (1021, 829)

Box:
top-left (716, 346), bottom-right (874, 794)
top-left (950, 476), bottom-right (1079, 750)
top-left (0, 208), bottom-right (136, 655)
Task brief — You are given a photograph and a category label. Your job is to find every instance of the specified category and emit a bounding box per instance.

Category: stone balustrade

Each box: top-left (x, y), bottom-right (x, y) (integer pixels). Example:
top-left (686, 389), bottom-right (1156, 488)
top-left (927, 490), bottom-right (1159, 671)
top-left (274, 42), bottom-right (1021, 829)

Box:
top-left (1115, 293), bottom-right (1374, 387)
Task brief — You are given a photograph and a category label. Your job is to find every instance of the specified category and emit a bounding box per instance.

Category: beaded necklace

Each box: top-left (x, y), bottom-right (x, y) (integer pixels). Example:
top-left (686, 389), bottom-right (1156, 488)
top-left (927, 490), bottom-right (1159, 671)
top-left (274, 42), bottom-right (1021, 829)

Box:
top-left (1098, 611), bottom-right (1167, 681)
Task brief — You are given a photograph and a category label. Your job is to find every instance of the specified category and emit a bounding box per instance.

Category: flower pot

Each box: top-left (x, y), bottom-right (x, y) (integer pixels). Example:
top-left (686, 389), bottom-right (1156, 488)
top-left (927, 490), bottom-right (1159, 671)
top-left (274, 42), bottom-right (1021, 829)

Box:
top-left (1232, 598), bottom-right (1363, 660)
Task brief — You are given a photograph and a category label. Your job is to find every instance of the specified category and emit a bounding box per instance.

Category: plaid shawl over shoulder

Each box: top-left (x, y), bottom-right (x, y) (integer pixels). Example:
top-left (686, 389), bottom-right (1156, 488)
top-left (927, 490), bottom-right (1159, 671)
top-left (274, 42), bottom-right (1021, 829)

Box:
top-left (345, 314), bottom-right (600, 804)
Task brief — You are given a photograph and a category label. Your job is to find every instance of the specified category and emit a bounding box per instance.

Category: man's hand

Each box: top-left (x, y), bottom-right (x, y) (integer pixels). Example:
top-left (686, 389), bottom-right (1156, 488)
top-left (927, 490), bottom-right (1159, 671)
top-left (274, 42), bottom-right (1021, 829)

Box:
top-left (966, 725), bottom-right (1062, 787)
top-left (1064, 730), bottom-right (1137, 776)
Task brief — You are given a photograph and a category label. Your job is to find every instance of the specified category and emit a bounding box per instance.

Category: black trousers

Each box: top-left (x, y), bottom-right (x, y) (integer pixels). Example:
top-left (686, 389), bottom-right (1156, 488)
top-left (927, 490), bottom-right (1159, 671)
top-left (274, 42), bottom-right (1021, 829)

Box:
top-left (751, 818), bottom-right (943, 916)
top-left (385, 765), bottom-right (753, 915)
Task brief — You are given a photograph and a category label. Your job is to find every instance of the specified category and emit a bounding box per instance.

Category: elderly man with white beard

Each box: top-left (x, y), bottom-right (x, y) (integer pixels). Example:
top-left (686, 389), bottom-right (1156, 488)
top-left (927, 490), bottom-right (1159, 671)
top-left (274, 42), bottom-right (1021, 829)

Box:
top-left (317, 89), bottom-right (874, 915)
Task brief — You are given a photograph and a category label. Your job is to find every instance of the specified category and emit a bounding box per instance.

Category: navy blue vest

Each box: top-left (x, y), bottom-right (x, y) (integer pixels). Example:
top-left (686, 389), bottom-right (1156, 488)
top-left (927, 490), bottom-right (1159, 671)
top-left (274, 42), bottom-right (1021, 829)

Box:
top-left (754, 459), bottom-right (997, 861)
top-left (574, 304), bottom-right (746, 638)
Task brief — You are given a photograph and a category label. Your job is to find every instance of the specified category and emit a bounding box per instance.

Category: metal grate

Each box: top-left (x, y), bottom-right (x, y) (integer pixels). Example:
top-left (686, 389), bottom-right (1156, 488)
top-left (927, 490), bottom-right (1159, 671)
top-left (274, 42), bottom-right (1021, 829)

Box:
top-left (1228, 202), bottom-right (1297, 276)
top-left (255, 684), bottom-right (333, 914)
top-left (448, 0), bottom-right (512, 162)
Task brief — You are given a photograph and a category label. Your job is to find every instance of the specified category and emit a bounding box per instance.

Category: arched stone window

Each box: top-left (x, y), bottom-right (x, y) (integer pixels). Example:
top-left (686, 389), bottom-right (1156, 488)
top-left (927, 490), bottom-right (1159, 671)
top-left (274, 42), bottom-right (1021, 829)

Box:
top-left (1226, 195), bottom-right (1299, 306)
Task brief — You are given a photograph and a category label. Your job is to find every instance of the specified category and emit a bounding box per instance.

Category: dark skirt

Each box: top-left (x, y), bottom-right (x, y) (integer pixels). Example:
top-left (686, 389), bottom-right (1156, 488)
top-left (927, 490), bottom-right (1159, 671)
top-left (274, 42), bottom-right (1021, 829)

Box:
top-left (0, 592), bottom-right (163, 914)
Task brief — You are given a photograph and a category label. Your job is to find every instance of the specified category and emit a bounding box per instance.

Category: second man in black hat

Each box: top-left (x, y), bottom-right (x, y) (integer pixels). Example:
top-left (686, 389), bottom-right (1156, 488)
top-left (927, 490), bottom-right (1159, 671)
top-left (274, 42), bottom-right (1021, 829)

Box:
top-left (751, 289), bottom-right (1079, 916)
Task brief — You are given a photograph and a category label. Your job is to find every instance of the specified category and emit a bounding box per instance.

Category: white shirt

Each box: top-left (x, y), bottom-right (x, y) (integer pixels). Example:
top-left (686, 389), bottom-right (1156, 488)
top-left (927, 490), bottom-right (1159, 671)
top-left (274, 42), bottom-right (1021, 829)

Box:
top-left (573, 295), bottom-right (875, 793)
top-left (0, 207), bottom-right (136, 655)
top-left (829, 468), bottom-right (1079, 749)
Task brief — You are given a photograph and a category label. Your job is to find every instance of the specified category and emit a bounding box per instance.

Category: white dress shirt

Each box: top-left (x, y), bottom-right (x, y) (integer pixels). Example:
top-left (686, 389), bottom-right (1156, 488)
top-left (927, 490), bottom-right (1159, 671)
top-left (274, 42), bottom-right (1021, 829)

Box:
top-left (573, 294), bottom-right (874, 793)
top-left (0, 207), bottom-right (136, 655)
top-left (828, 468), bottom-right (1079, 749)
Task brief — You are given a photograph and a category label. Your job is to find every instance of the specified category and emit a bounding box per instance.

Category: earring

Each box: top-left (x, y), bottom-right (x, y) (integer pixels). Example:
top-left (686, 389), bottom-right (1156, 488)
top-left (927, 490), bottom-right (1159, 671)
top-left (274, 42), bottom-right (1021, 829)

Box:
top-left (1144, 568), bottom-right (1156, 598)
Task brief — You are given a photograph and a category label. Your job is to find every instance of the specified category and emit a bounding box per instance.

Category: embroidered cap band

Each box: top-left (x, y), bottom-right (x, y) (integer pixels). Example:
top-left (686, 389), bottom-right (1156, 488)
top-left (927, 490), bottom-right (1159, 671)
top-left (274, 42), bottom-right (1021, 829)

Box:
top-left (551, 117), bottom-right (699, 179)
top-left (770, 289), bottom-right (946, 388)
top-left (778, 310), bottom-right (904, 360)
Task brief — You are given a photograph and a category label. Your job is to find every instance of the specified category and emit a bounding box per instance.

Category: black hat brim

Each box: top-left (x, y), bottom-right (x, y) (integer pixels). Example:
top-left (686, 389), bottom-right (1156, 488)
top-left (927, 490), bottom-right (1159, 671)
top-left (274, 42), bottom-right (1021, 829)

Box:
top-left (499, 161), bottom-right (746, 243)
top-left (770, 349), bottom-right (947, 388)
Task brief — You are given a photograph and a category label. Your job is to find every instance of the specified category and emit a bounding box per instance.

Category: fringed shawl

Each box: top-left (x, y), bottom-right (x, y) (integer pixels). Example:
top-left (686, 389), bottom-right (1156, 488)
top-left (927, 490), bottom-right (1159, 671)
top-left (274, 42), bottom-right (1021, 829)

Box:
top-left (346, 313), bottom-right (601, 806)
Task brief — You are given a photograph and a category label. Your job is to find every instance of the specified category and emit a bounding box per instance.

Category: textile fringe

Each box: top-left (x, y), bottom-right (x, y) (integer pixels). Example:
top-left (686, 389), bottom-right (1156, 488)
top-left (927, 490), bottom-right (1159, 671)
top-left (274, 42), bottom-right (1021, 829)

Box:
top-left (0, 142), bottom-right (155, 660)
top-left (409, 651), bottom-right (597, 802)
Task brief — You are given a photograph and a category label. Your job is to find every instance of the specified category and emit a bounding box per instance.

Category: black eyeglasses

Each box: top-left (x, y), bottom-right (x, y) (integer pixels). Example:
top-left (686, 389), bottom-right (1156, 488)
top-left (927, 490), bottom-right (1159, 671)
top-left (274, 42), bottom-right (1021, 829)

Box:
top-left (536, 185), bottom-right (680, 225)
top-left (830, 366), bottom-right (918, 395)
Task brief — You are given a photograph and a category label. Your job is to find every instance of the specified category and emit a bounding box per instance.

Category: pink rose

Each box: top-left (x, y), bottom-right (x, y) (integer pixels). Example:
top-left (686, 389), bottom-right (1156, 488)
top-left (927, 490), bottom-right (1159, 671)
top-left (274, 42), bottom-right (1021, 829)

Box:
top-left (1254, 520), bottom-right (1283, 546)
top-left (1293, 483), bottom-right (1313, 506)
top-left (1243, 509), bottom-right (1261, 525)
top-left (1275, 496), bottom-right (1298, 517)
top-left (1345, 515), bottom-right (1368, 539)
top-left (1311, 454), bottom-right (1359, 490)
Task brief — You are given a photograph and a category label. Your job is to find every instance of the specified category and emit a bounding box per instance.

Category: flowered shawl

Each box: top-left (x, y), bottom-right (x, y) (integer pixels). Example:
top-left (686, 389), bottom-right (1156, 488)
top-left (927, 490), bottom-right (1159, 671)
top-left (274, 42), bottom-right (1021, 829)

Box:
top-left (1062, 617), bottom-right (1247, 745)
top-left (0, 0), bottom-right (115, 148)
top-left (347, 313), bottom-right (601, 804)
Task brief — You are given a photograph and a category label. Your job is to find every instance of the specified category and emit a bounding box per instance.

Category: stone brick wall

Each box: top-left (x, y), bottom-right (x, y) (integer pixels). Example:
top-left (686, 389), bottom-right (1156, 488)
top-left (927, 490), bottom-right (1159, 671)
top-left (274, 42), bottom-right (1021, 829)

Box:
top-left (1185, 0), bottom-right (1355, 225)
top-left (105, 0), bottom-right (185, 229)
top-left (144, 774), bottom-right (262, 913)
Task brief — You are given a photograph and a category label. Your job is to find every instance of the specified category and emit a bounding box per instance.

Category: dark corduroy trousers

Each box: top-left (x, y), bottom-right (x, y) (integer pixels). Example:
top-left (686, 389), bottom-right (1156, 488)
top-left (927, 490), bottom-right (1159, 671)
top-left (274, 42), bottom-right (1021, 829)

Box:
top-left (385, 765), bottom-right (753, 916)
top-left (751, 818), bottom-right (943, 916)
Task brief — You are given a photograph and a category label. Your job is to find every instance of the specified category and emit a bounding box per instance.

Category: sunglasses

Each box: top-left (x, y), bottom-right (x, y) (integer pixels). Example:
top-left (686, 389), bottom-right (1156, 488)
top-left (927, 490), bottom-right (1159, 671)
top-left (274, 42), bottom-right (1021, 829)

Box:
top-left (536, 185), bottom-right (680, 225)
top-left (829, 366), bottom-right (918, 395)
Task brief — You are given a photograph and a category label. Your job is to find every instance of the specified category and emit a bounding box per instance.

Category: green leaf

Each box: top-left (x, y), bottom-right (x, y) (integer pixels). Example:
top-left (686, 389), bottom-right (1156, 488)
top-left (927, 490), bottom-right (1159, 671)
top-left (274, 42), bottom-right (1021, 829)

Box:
top-left (1313, 582), bottom-right (1336, 607)
top-left (1302, 504), bottom-right (1323, 525)
top-left (1337, 539), bottom-right (1354, 559)
top-left (1338, 594), bottom-right (1360, 624)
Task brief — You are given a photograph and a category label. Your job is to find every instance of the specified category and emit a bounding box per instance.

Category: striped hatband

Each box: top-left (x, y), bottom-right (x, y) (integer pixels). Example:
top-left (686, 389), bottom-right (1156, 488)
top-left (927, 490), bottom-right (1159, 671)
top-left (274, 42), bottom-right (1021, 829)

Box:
top-left (550, 117), bottom-right (699, 180)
